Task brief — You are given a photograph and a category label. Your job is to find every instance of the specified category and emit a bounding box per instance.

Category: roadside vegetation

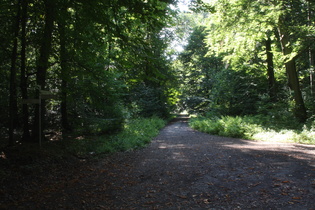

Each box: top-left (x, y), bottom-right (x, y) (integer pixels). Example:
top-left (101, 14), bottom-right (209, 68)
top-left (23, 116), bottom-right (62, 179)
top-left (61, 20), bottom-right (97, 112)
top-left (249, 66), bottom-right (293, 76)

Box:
top-left (0, 116), bottom-right (166, 180)
top-left (2, 0), bottom-right (315, 167)
top-left (63, 116), bottom-right (167, 157)
top-left (189, 114), bottom-right (315, 145)
top-left (174, 1), bottom-right (315, 145)
top-left (1, 0), bottom-right (177, 149)
top-left (1, 116), bottom-right (166, 160)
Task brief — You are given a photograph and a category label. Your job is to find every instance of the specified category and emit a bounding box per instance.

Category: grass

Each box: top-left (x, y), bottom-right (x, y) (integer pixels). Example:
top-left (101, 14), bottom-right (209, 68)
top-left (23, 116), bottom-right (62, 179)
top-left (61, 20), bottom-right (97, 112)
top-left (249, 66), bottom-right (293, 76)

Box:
top-left (2, 117), bottom-right (166, 159)
top-left (61, 116), bottom-right (166, 157)
top-left (189, 115), bottom-right (315, 144)
top-left (0, 116), bottom-right (166, 181)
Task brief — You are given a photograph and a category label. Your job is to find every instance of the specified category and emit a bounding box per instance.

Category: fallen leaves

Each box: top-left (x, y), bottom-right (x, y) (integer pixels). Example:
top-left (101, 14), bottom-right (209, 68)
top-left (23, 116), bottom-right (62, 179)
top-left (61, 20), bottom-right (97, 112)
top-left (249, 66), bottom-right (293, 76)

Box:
top-left (2, 119), bottom-right (315, 210)
top-left (249, 182), bottom-right (261, 187)
top-left (177, 195), bottom-right (188, 199)
top-left (203, 198), bottom-right (211, 204)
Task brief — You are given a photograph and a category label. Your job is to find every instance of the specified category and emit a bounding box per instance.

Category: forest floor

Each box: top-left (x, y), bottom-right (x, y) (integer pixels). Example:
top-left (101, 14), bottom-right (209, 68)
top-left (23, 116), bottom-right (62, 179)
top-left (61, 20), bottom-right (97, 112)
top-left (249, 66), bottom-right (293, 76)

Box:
top-left (1, 115), bottom-right (315, 209)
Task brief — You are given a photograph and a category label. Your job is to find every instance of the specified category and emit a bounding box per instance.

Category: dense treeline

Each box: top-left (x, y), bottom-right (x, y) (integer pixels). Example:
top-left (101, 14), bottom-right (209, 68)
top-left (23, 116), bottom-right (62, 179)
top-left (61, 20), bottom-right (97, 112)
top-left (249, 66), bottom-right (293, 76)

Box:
top-left (1, 0), bottom-right (177, 146)
top-left (177, 0), bottom-right (315, 125)
top-left (3, 0), bottom-right (315, 147)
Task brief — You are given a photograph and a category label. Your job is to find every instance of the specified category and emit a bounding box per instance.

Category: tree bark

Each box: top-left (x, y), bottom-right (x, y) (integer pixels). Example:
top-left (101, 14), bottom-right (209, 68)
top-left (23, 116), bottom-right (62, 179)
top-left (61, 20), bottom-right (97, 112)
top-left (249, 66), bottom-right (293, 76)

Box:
top-left (9, 0), bottom-right (21, 146)
top-left (310, 49), bottom-right (315, 98)
top-left (20, 0), bottom-right (31, 141)
top-left (58, 3), bottom-right (71, 132)
top-left (265, 37), bottom-right (277, 101)
top-left (32, 0), bottom-right (56, 141)
top-left (285, 59), bottom-right (307, 122)
top-left (277, 25), bottom-right (307, 122)
top-left (308, 0), bottom-right (315, 99)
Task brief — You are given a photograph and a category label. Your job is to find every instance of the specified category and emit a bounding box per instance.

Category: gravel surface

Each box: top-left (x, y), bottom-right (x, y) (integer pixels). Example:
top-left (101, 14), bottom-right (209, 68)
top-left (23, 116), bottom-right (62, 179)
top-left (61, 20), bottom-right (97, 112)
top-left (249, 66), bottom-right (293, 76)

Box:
top-left (1, 116), bottom-right (315, 209)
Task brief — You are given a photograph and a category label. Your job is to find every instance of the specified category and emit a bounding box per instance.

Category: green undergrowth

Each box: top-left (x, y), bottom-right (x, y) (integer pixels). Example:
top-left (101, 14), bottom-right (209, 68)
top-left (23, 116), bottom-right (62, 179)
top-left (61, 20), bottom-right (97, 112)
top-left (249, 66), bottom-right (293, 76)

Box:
top-left (189, 115), bottom-right (315, 144)
top-left (0, 117), bottom-right (166, 181)
top-left (62, 116), bottom-right (166, 157)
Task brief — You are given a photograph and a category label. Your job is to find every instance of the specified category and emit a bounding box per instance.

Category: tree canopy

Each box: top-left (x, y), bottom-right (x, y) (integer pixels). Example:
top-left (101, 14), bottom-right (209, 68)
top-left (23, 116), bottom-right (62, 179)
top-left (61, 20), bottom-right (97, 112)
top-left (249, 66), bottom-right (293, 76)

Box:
top-left (1, 0), bottom-right (315, 147)
top-left (176, 0), bottom-right (315, 123)
top-left (1, 0), bottom-right (178, 145)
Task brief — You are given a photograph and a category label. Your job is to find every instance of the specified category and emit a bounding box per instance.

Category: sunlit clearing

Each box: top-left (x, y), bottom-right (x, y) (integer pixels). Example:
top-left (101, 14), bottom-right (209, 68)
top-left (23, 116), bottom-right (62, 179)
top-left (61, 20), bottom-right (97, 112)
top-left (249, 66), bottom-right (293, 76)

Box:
top-left (251, 130), bottom-right (297, 143)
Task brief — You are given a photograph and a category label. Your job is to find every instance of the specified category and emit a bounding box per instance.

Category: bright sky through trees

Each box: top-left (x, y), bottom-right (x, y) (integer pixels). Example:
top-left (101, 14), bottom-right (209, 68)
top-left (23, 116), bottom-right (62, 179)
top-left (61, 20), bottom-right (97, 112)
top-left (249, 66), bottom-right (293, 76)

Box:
top-left (178, 0), bottom-right (190, 11)
top-left (168, 0), bottom-right (192, 55)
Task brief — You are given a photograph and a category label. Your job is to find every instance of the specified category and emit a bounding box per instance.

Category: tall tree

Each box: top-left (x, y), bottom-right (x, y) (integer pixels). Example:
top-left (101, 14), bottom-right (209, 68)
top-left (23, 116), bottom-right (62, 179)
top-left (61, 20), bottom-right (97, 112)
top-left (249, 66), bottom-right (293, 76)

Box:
top-left (277, 13), bottom-right (307, 122)
top-left (9, 0), bottom-right (21, 145)
top-left (307, 0), bottom-right (315, 99)
top-left (265, 36), bottom-right (277, 101)
top-left (1, 0), bottom-right (178, 144)
top-left (204, 0), bottom-right (312, 122)
top-left (57, 0), bottom-right (71, 131)
top-left (32, 0), bottom-right (56, 141)
top-left (20, 0), bottom-right (31, 141)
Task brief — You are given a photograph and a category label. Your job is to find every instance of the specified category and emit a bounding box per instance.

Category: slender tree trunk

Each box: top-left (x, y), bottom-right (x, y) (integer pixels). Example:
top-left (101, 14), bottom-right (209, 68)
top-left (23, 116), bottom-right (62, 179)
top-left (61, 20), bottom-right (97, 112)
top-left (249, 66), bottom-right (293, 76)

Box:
top-left (285, 59), bottom-right (307, 122)
top-left (58, 4), bottom-right (71, 132)
top-left (277, 25), bottom-right (307, 122)
top-left (308, 0), bottom-right (315, 98)
top-left (265, 37), bottom-right (277, 101)
top-left (20, 0), bottom-right (31, 141)
top-left (310, 49), bottom-right (315, 98)
top-left (9, 0), bottom-right (21, 146)
top-left (32, 0), bottom-right (56, 141)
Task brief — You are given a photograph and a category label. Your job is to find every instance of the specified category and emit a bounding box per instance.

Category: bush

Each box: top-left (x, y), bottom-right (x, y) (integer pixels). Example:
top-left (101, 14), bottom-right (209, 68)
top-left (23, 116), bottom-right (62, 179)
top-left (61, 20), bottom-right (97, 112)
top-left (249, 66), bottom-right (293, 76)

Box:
top-left (111, 116), bottom-right (166, 151)
top-left (63, 116), bottom-right (166, 157)
top-left (218, 116), bottom-right (246, 138)
top-left (129, 83), bottom-right (171, 118)
top-left (189, 114), bottom-right (315, 145)
top-left (74, 117), bottom-right (124, 135)
top-left (189, 116), bottom-right (246, 138)
top-left (296, 125), bottom-right (315, 144)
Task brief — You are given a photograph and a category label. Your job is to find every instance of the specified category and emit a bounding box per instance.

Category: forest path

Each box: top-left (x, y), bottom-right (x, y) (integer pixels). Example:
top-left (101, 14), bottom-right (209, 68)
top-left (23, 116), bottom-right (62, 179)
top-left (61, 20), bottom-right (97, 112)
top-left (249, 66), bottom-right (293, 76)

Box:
top-left (2, 116), bottom-right (315, 209)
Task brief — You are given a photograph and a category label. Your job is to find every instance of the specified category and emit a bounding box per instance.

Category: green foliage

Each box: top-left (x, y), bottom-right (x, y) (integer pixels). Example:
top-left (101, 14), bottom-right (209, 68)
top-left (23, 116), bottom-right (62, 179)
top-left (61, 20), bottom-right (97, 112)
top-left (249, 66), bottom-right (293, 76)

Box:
top-left (74, 117), bottom-right (124, 135)
top-left (175, 0), bottom-right (315, 124)
top-left (110, 117), bottom-right (166, 151)
top-left (177, 25), bottom-right (267, 116)
top-left (189, 116), bottom-right (246, 138)
top-left (67, 70), bottom-right (125, 132)
top-left (297, 124), bottom-right (315, 144)
top-left (63, 116), bottom-right (166, 157)
top-left (189, 114), bottom-right (315, 145)
top-left (209, 67), bottom-right (266, 116)
top-left (203, 0), bottom-right (315, 121)
top-left (129, 83), bottom-right (170, 118)
top-left (178, 26), bottom-right (224, 114)
top-left (1, 0), bottom-right (177, 145)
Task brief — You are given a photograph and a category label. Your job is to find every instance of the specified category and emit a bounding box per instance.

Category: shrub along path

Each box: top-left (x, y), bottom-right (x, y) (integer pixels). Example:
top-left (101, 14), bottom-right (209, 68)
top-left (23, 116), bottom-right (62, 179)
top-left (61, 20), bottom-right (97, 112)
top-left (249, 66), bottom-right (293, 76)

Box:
top-left (1, 116), bottom-right (315, 209)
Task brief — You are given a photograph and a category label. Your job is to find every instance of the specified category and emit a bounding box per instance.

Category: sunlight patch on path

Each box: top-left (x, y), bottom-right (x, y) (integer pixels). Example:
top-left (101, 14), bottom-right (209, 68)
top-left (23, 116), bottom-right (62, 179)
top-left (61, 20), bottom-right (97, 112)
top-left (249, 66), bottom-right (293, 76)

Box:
top-left (222, 140), bottom-right (315, 167)
top-left (158, 143), bottom-right (187, 149)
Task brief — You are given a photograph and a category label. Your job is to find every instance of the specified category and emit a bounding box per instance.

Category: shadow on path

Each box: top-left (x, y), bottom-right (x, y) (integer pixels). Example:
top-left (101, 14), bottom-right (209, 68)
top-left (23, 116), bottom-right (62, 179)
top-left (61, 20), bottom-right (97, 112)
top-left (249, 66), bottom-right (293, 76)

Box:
top-left (3, 117), bottom-right (315, 209)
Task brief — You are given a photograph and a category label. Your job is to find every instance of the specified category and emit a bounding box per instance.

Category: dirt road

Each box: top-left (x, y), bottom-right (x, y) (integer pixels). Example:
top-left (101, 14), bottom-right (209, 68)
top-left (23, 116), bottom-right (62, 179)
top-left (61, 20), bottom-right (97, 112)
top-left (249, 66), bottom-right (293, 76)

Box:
top-left (2, 116), bottom-right (315, 209)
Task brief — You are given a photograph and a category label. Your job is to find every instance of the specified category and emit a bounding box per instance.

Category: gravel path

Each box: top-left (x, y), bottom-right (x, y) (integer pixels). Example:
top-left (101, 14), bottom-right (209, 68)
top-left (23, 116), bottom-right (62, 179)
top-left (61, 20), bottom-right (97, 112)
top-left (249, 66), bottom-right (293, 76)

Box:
top-left (2, 116), bottom-right (315, 209)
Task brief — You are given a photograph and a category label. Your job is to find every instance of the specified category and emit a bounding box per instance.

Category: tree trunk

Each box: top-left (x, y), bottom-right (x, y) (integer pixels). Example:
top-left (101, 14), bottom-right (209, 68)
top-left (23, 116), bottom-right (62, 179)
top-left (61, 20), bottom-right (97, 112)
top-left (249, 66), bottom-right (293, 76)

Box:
top-left (277, 25), bottom-right (307, 122)
top-left (9, 0), bottom-right (21, 146)
top-left (32, 0), bottom-right (56, 141)
top-left (310, 49), bottom-right (315, 98)
top-left (308, 0), bottom-right (315, 99)
top-left (20, 0), bottom-right (31, 141)
top-left (285, 59), bottom-right (307, 122)
top-left (58, 4), bottom-right (71, 132)
top-left (265, 37), bottom-right (277, 101)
